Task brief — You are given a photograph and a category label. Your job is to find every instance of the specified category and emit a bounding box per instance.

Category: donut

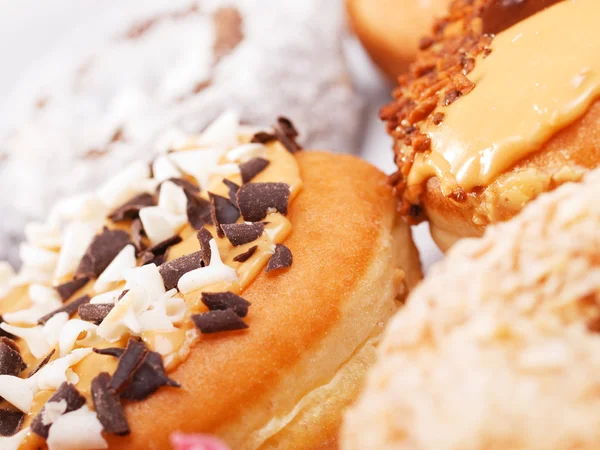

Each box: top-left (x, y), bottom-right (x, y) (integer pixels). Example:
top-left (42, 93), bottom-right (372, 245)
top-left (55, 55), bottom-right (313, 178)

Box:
top-left (342, 166), bottom-right (600, 450)
top-left (0, 114), bottom-right (421, 450)
top-left (346, 0), bottom-right (449, 80)
top-left (381, 0), bottom-right (599, 251)
top-left (0, 0), bottom-right (364, 266)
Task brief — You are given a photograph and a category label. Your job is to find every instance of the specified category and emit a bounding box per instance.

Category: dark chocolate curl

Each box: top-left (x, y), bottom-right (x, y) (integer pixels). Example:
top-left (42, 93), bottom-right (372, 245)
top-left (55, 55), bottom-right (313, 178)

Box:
top-left (221, 222), bottom-right (264, 246)
top-left (31, 382), bottom-right (86, 438)
top-left (0, 409), bottom-right (24, 437)
top-left (201, 292), bottom-right (251, 317)
top-left (91, 372), bottom-right (130, 436)
top-left (266, 244), bottom-right (293, 272)
top-left (192, 309), bottom-right (248, 334)
top-left (240, 157), bottom-right (270, 184)
top-left (109, 338), bottom-right (149, 393)
top-left (37, 294), bottom-right (91, 325)
top-left (159, 252), bottom-right (203, 290)
top-left (54, 277), bottom-right (89, 302)
top-left (75, 228), bottom-right (131, 279)
top-left (209, 193), bottom-right (240, 237)
top-left (197, 228), bottom-right (213, 266)
top-left (0, 337), bottom-right (25, 376)
top-left (237, 182), bottom-right (290, 222)
top-left (78, 303), bottom-right (114, 325)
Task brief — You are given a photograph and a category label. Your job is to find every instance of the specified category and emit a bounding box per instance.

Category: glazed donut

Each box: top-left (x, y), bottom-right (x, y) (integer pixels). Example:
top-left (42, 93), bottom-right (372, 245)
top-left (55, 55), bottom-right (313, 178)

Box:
top-left (0, 114), bottom-right (421, 450)
top-left (0, 0), bottom-right (364, 267)
top-left (382, 0), bottom-right (600, 251)
top-left (346, 0), bottom-right (449, 80)
top-left (342, 166), bottom-right (600, 450)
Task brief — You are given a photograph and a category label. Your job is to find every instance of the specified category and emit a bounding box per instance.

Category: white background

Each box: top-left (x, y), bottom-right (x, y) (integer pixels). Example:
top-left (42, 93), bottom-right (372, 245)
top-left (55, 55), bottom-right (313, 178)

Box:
top-left (0, 1), bottom-right (443, 270)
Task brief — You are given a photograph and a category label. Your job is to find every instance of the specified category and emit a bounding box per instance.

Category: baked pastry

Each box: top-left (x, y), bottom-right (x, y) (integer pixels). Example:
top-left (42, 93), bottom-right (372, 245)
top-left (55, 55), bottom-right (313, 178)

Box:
top-left (0, 0), bottom-right (363, 266)
top-left (342, 166), bottom-right (600, 450)
top-left (346, 0), bottom-right (449, 80)
top-left (0, 114), bottom-right (421, 450)
top-left (382, 0), bottom-right (599, 250)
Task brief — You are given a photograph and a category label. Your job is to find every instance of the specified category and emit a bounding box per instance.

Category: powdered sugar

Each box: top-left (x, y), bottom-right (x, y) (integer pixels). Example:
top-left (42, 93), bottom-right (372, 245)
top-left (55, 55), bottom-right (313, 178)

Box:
top-left (0, 0), bottom-right (363, 265)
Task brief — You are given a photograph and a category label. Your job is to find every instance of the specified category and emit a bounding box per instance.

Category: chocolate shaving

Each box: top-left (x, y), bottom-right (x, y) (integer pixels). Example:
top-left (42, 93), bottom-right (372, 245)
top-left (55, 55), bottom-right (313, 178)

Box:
top-left (197, 228), bottom-right (213, 266)
top-left (78, 303), bottom-right (115, 325)
top-left (201, 292), bottom-right (250, 318)
top-left (0, 317), bottom-right (15, 340)
top-left (93, 347), bottom-right (125, 358)
top-left (75, 227), bottom-right (131, 279)
top-left (140, 251), bottom-right (166, 267)
top-left (237, 182), bottom-right (290, 222)
top-left (250, 131), bottom-right (276, 144)
top-left (273, 117), bottom-right (302, 154)
top-left (38, 294), bottom-right (90, 325)
top-left (266, 244), bottom-right (293, 272)
top-left (31, 382), bottom-right (86, 438)
top-left (160, 177), bottom-right (200, 195)
top-left (131, 217), bottom-right (146, 253)
top-left (145, 235), bottom-right (183, 256)
top-left (276, 116), bottom-right (299, 138)
top-left (0, 409), bottom-right (24, 436)
top-left (221, 223), bottom-right (264, 246)
top-left (54, 277), bottom-right (89, 302)
top-left (108, 193), bottom-right (156, 222)
top-left (109, 338), bottom-right (149, 393)
top-left (209, 193), bottom-right (240, 237)
top-left (120, 351), bottom-right (180, 401)
top-left (192, 309), bottom-right (248, 334)
top-left (185, 190), bottom-right (212, 230)
top-left (223, 179), bottom-right (240, 206)
top-left (118, 290), bottom-right (129, 301)
top-left (139, 234), bottom-right (183, 265)
top-left (0, 337), bottom-right (25, 376)
top-left (94, 346), bottom-right (179, 401)
top-left (240, 157), bottom-right (270, 184)
top-left (91, 372), bottom-right (130, 436)
top-left (159, 252), bottom-right (203, 290)
top-left (28, 349), bottom-right (55, 378)
top-left (233, 245), bottom-right (257, 263)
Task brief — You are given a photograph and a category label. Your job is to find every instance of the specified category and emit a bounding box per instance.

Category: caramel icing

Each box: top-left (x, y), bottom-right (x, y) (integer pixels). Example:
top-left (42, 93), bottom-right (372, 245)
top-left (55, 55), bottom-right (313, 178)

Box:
top-left (0, 134), bottom-right (302, 449)
top-left (409, 0), bottom-right (600, 201)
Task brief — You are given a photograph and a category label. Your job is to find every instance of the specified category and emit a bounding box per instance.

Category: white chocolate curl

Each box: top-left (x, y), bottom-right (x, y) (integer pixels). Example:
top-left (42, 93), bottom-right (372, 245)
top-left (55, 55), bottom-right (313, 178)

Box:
top-left (178, 239), bottom-right (238, 294)
top-left (47, 405), bottom-right (107, 450)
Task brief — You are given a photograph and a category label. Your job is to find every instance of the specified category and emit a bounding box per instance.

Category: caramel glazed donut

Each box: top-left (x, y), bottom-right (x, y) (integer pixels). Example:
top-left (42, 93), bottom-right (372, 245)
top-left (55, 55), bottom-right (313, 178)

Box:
top-left (0, 113), bottom-right (421, 450)
top-left (382, 0), bottom-right (600, 251)
top-left (342, 165), bottom-right (600, 450)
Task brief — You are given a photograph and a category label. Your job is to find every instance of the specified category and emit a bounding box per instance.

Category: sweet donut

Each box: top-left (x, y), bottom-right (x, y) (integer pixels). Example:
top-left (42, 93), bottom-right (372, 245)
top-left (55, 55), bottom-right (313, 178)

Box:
top-left (342, 166), bottom-right (600, 450)
top-left (346, 0), bottom-right (449, 80)
top-left (381, 0), bottom-right (599, 250)
top-left (0, 113), bottom-right (421, 450)
top-left (0, 0), bottom-right (363, 266)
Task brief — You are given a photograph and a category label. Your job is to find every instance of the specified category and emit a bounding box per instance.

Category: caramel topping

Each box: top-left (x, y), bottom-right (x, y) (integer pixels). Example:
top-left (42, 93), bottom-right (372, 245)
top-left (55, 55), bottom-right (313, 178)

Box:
top-left (0, 127), bottom-right (302, 449)
top-left (409, 0), bottom-right (600, 196)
